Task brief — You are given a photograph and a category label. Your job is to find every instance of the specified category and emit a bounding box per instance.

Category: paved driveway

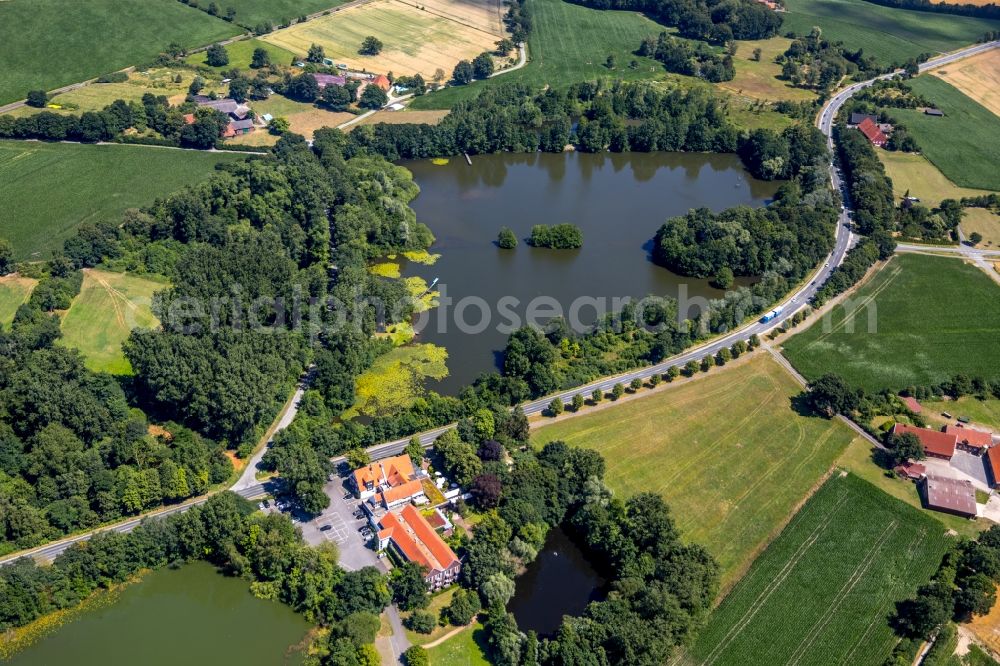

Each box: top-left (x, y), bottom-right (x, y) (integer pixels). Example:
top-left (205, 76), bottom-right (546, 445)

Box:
top-left (296, 477), bottom-right (381, 571)
top-left (950, 450), bottom-right (990, 488)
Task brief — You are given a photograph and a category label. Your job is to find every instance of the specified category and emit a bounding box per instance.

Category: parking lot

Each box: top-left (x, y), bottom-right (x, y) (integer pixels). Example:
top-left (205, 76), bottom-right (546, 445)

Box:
top-left (295, 476), bottom-right (382, 571)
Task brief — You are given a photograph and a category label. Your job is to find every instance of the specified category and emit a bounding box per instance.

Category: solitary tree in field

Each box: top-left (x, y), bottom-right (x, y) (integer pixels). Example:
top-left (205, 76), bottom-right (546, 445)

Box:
top-left (205, 43), bottom-right (229, 67)
top-left (268, 116), bottom-right (289, 135)
top-left (548, 398), bottom-right (564, 416)
top-left (360, 36), bottom-right (383, 55)
top-left (306, 43), bottom-right (325, 63)
top-left (359, 84), bottom-right (388, 109)
top-left (25, 90), bottom-right (48, 108)
top-left (970, 232), bottom-right (983, 246)
top-left (752, 47), bottom-right (762, 61)
top-left (605, 54), bottom-right (616, 70)
top-left (452, 60), bottom-right (474, 85)
top-left (251, 47), bottom-right (271, 69)
top-left (0, 238), bottom-right (14, 276)
top-left (472, 52), bottom-right (495, 79)
top-left (433, 68), bottom-right (446, 84)
top-left (497, 227), bottom-right (517, 249)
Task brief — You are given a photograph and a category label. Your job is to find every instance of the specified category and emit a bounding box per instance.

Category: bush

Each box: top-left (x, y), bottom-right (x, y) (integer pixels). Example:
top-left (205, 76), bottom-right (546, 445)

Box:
top-left (445, 588), bottom-right (481, 626)
top-left (404, 610), bottom-right (436, 634)
top-left (26, 90), bottom-right (48, 107)
top-left (497, 227), bottom-right (517, 249)
top-left (403, 646), bottom-right (429, 666)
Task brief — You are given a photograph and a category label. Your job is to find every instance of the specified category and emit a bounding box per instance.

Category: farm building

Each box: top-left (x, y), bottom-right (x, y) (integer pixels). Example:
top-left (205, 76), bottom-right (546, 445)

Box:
top-left (901, 396), bottom-right (922, 413)
top-left (894, 461), bottom-right (926, 481)
top-left (921, 474), bottom-right (977, 518)
top-left (377, 504), bottom-right (461, 589)
top-left (944, 424), bottom-right (994, 453)
top-left (223, 118), bottom-right (255, 137)
top-left (857, 117), bottom-right (888, 147)
top-left (370, 74), bottom-right (391, 92)
top-left (192, 96), bottom-right (251, 119)
top-left (893, 423), bottom-right (956, 459)
top-left (850, 112), bottom-right (877, 126)
top-left (313, 73), bottom-right (347, 89)
top-left (351, 454), bottom-right (426, 509)
top-left (987, 447), bottom-right (1000, 488)
top-left (924, 108), bottom-right (944, 116)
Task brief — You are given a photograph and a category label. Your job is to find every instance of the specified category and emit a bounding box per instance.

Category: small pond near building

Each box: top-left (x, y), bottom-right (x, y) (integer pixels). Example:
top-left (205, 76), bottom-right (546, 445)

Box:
top-left (398, 151), bottom-right (779, 392)
top-left (5, 561), bottom-right (312, 666)
top-left (507, 525), bottom-right (606, 638)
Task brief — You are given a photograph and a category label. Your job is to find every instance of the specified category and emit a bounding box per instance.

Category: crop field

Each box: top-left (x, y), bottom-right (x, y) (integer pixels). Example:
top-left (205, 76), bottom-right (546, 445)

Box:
top-left (185, 38), bottom-right (297, 71)
top-left (0, 141), bottom-right (247, 260)
top-left (783, 254), bottom-right (1000, 392)
top-left (686, 473), bottom-right (952, 666)
top-left (202, 0), bottom-right (348, 28)
top-left (58, 270), bottom-right (165, 374)
top-left (0, 0), bottom-right (240, 105)
top-left (408, 0), bottom-right (667, 109)
top-left (720, 37), bottom-right (816, 103)
top-left (246, 95), bottom-right (354, 139)
top-left (532, 355), bottom-right (860, 590)
top-left (931, 48), bottom-right (1000, 118)
top-left (878, 150), bottom-right (995, 206)
top-left (888, 76), bottom-right (1000, 190)
top-left (262, 0), bottom-right (506, 79)
top-left (961, 208), bottom-right (1000, 248)
top-left (780, 0), bottom-right (1000, 66)
top-left (0, 276), bottom-right (36, 329)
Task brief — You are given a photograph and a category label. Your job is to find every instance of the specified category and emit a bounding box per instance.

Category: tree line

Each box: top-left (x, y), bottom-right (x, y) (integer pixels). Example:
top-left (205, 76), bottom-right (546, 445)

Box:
top-left (0, 491), bottom-right (390, 666)
top-left (860, 0), bottom-right (1000, 21)
top-left (639, 32), bottom-right (735, 82)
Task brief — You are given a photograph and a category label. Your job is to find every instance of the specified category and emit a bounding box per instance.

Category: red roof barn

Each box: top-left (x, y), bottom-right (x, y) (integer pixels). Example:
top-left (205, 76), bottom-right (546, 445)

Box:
top-left (893, 423), bottom-right (956, 460)
top-left (371, 74), bottom-right (391, 92)
top-left (857, 117), bottom-right (888, 147)
top-left (945, 425), bottom-right (994, 452)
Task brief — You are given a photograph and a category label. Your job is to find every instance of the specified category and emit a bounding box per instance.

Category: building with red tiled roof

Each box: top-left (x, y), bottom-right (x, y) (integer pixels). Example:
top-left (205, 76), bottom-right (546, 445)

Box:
top-left (182, 113), bottom-right (196, 125)
top-left (377, 505), bottom-right (461, 589)
top-left (921, 474), bottom-right (977, 518)
top-left (944, 425), bottom-right (994, 453)
top-left (857, 117), bottom-right (888, 147)
top-left (894, 461), bottom-right (926, 481)
top-left (893, 423), bottom-right (956, 460)
top-left (352, 455), bottom-right (425, 509)
top-left (901, 396), bottom-right (922, 414)
top-left (987, 447), bottom-right (1000, 488)
top-left (371, 74), bottom-right (391, 91)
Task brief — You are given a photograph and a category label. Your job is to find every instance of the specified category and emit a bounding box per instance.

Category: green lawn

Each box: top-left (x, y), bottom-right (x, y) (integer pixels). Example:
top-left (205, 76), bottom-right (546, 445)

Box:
top-left (409, 0), bottom-right (668, 109)
top-left (887, 75), bottom-right (1000, 191)
top-left (403, 587), bottom-right (458, 646)
top-left (0, 141), bottom-right (248, 260)
top-left (686, 473), bottom-right (953, 666)
top-left (781, 0), bottom-right (1000, 66)
top-left (185, 38), bottom-right (297, 71)
top-left (426, 623), bottom-right (490, 666)
top-left (0, 276), bottom-right (36, 330)
top-left (783, 253), bottom-right (1000, 392)
top-left (0, 0), bottom-right (240, 104)
top-left (532, 355), bottom-right (860, 591)
top-left (59, 270), bottom-right (166, 374)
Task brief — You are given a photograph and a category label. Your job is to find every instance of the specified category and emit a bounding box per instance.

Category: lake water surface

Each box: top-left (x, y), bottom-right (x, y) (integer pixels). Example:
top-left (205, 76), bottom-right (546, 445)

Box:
top-left (507, 525), bottom-right (606, 638)
top-left (399, 152), bottom-right (778, 391)
top-left (6, 561), bottom-right (311, 666)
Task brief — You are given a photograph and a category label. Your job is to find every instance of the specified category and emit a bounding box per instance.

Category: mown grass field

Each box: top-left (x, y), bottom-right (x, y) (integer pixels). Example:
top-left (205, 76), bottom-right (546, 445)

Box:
top-left (931, 47), bottom-right (1000, 119)
top-left (408, 0), bottom-right (667, 109)
top-left (720, 37), bottom-right (816, 103)
top-left (403, 587), bottom-right (458, 646)
top-left (426, 623), bottom-right (490, 666)
top-left (263, 0), bottom-right (504, 80)
top-left (962, 208), bottom-right (1000, 248)
top-left (686, 473), bottom-right (952, 666)
top-left (783, 254), bottom-right (1000, 392)
top-left (58, 270), bottom-right (165, 374)
top-left (878, 150), bottom-right (995, 206)
top-left (886, 75), bottom-right (1000, 190)
top-left (781, 0), bottom-right (1000, 66)
top-left (0, 141), bottom-right (248, 260)
top-left (0, 276), bottom-right (36, 330)
top-left (185, 38), bottom-right (297, 71)
top-left (0, 0), bottom-right (240, 104)
top-left (532, 355), bottom-right (860, 590)
top-left (207, 0), bottom-right (348, 27)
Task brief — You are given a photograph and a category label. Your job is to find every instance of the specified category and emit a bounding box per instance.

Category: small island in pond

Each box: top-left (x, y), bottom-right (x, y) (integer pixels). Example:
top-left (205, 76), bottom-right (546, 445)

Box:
top-left (528, 223), bottom-right (583, 249)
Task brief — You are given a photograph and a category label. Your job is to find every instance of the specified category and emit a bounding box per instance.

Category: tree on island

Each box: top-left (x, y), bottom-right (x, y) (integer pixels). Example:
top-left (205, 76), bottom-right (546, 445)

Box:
top-left (497, 227), bottom-right (517, 249)
top-left (528, 223), bottom-right (582, 249)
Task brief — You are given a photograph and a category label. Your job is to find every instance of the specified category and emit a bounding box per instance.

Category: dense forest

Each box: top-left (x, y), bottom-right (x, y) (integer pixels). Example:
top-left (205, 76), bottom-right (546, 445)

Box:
top-left (566, 0), bottom-right (782, 42)
top-left (0, 492), bottom-right (390, 666)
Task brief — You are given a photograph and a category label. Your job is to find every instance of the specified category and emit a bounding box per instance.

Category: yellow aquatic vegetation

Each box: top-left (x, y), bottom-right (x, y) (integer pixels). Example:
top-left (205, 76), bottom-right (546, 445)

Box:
top-left (347, 344), bottom-right (448, 418)
top-left (431, 158), bottom-right (450, 165)
top-left (376, 321), bottom-right (416, 346)
top-left (402, 249), bottom-right (441, 265)
top-left (404, 276), bottom-right (439, 312)
top-left (368, 261), bottom-right (402, 278)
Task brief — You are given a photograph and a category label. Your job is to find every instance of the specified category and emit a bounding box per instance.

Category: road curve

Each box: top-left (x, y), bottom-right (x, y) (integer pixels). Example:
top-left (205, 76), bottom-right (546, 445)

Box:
top-left (3, 40), bottom-right (997, 568)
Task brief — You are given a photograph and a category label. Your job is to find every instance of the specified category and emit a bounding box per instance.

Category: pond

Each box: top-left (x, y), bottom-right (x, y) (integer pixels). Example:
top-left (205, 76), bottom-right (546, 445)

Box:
top-left (507, 525), bottom-right (606, 638)
top-left (398, 151), bottom-right (779, 392)
top-left (5, 561), bottom-right (312, 666)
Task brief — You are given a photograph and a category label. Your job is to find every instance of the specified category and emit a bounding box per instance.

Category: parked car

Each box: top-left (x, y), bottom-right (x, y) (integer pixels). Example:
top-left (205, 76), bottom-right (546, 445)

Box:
top-left (320, 525), bottom-right (333, 532)
top-left (343, 492), bottom-right (353, 500)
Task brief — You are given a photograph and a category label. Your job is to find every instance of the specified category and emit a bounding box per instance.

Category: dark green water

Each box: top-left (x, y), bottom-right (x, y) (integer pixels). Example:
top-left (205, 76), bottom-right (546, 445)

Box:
top-left (5, 562), bottom-right (311, 666)
top-left (399, 151), bottom-right (779, 392)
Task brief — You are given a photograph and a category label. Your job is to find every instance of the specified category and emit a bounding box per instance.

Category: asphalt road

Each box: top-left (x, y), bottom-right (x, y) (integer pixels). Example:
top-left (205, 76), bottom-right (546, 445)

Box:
top-left (4, 40), bottom-right (997, 569)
